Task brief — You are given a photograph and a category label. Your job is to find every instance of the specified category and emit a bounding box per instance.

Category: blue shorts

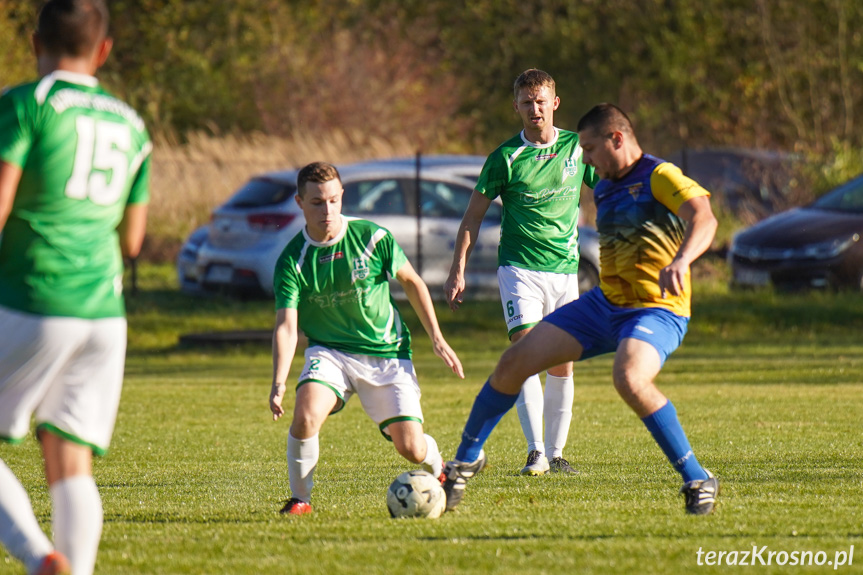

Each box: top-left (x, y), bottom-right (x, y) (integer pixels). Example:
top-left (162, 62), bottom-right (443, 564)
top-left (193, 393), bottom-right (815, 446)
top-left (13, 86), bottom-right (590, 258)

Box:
top-left (543, 287), bottom-right (689, 366)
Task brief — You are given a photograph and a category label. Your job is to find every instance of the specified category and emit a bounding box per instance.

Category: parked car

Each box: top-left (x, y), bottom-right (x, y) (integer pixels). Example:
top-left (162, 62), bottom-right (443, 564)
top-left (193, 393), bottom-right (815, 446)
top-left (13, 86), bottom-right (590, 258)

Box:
top-left (177, 156), bottom-right (601, 298)
top-left (728, 173), bottom-right (863, 290)
top-left (380, 154), bottom-right (488, 182)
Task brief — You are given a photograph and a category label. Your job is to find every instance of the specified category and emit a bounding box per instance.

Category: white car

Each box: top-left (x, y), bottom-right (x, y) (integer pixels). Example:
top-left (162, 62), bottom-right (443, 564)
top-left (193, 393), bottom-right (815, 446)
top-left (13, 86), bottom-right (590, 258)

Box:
top-left (178, 156), bottom-right (600, 297)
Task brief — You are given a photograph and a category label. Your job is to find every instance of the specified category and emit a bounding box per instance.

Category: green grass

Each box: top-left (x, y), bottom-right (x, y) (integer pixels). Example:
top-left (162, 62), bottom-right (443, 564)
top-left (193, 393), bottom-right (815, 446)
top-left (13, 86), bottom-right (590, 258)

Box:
top-left (3, 264), bottom-right (863, 574)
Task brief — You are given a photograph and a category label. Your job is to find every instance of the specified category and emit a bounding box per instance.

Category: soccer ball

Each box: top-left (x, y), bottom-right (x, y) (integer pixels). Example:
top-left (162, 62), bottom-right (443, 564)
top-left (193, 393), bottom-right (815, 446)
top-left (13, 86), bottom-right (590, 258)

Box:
top-left (386, 470), bottom-right (446, 519)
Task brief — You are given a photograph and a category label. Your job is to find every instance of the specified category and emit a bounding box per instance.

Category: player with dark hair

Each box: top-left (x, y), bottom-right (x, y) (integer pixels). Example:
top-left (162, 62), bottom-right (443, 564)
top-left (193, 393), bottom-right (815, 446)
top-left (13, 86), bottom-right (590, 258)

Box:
top-left (443, 103), bottom-right (720, 515)
top-left (269, 161), bottom-right (464, 515)
top-left (0, 1), bottom-right (151, 574)
top-left (444, 69), bottom-right (599, 476)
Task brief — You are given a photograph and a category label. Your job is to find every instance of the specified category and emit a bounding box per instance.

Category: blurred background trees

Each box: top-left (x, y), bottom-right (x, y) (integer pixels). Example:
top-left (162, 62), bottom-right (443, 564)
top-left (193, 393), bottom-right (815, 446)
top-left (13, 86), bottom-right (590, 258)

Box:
top-left (2, 0), bottom-right (862, 192)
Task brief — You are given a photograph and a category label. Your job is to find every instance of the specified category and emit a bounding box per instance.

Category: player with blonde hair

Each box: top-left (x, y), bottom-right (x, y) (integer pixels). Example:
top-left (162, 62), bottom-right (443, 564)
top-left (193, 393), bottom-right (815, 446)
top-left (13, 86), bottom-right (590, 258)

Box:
top-left (445, 68), bottom-right (598, 476)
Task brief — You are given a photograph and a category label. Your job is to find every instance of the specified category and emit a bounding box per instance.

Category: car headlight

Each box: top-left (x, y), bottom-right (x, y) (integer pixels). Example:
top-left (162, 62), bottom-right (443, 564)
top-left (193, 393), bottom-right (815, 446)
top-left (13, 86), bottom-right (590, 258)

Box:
top-left (732, 233), bottom-right (859, 261)
top-left (798, 234), bottom-right (859, 259)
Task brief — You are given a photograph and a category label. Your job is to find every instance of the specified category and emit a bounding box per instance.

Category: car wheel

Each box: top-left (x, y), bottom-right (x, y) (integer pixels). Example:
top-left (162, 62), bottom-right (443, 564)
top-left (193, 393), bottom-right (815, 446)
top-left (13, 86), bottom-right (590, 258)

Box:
top-left (578, 261), bottom-right (600, 294)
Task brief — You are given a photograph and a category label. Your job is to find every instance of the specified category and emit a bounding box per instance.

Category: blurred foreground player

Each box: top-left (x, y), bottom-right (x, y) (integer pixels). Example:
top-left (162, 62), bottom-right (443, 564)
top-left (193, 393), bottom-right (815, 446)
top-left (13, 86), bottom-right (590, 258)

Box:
top-left (0, 1), bottom-right (151, 573)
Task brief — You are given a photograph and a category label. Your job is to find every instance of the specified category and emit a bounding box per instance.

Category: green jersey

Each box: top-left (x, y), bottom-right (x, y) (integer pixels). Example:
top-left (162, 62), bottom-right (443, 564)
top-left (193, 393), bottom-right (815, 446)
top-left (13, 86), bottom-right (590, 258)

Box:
top-left (274, 216), bottom-right (413, 359)
top-left (476, 128), bottom-right (598, 274)
top-left (0, 71), bottom-right (151, 319)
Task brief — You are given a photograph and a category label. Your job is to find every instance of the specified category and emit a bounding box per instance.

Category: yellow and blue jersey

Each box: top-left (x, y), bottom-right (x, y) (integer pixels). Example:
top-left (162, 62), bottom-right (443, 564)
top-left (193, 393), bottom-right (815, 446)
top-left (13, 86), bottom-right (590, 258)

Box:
top-left (595, 154), bottom-right (710, 317)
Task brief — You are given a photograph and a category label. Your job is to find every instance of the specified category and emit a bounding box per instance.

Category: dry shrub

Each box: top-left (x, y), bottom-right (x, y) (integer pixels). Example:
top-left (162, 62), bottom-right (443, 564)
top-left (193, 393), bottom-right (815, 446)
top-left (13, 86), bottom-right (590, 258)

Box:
top-left (136, 8), bottom-right (476, 262)
top-left (253, 25), bottom-right (465, 145)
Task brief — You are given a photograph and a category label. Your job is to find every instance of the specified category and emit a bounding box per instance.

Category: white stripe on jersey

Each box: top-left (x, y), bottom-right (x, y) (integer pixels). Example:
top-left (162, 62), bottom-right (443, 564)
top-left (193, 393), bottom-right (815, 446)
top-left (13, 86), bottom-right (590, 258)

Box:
top-left (507, 145), bottom-right (528, 167)
top-left (129, 141), bottom-right (153, 177)
top-left (34, 76), bottom-right (56, 106)
top-left (508, 127), bottom-right (562, 166)
top-left (362, 229), bottom-right (388, 260)
top-left (567, 226), bottom-right (579, 251)
top-left (383, 302), bottom-right (405, 344)
top-left (295, 240), bottom-right (311, 274)
top-left (383, 304), bottom-right (395, 343)
top-left (358, 224), bottom-right (404, 344)
top-left (35, 71), bottom-right (99, 105)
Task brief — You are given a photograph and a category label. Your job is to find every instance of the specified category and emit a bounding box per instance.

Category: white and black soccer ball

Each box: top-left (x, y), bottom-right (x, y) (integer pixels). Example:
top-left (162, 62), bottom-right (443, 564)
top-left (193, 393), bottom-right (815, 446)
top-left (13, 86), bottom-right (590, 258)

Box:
top-left (386, 470), bottom-right (446, 519)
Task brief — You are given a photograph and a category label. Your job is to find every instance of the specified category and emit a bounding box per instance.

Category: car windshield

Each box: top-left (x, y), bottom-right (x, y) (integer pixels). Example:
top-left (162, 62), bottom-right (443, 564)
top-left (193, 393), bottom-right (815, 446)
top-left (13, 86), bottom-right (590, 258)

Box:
top-left (416, 179), bottom-right (501, 220)
top-left (812, 176), bottom-right (863, 213)
top-left (455, 173), bottom-right (480, 184)
top-left (225, 178), bottom-right (296, 208)
top-left (342, 179), bottom-right (405, 214)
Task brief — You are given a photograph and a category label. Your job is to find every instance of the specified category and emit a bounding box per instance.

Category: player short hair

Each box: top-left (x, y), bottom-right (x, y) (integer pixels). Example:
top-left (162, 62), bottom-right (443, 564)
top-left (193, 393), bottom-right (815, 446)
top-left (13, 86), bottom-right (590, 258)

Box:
top-left (513, 69), bottom-right (556, 98)
top-left (296, 162), bottom-right (341, 198)
top-left (577, 103), bottom-right (635, 137)
top-left (36, 0), bottom-right (109, 58)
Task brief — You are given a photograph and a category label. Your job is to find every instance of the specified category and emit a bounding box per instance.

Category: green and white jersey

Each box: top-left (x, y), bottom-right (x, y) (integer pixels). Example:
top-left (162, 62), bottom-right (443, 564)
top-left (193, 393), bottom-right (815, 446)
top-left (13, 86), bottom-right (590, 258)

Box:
top-left (477, 127), bottom-right (598, 274)
top-left (274, 216), bottom-right (413, 359)
top-left (0, 71), bottom-right (151, 319)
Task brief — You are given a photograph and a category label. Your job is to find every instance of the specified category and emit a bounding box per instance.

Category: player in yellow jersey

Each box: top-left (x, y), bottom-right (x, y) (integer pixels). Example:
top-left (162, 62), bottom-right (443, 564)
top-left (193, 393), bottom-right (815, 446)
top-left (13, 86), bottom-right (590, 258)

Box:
top-left (443, 104), bottom-right (720, 515)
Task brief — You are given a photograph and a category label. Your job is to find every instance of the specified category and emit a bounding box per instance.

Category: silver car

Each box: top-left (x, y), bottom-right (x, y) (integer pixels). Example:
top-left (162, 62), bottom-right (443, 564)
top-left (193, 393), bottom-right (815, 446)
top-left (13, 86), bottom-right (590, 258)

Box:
top-left (178, 156), bottom-right (600, 297)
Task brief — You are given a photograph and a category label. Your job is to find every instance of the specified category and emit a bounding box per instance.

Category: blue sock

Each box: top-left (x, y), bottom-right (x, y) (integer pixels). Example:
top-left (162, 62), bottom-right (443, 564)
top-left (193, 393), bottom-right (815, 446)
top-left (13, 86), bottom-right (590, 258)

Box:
top-left (455, 380), bottom-right (519, 462)
top-left (641, 401), bottom-right (709, 483)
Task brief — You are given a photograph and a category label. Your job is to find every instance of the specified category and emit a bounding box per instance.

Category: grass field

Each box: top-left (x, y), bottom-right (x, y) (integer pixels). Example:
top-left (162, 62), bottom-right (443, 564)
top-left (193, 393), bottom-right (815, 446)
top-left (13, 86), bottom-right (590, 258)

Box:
top-left (2, 264), bottom-right (863, 574)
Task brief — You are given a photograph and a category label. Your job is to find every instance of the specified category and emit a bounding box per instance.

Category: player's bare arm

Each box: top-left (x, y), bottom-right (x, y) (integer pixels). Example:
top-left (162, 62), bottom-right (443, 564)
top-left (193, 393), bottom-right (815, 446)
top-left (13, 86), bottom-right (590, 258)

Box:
top-left (659, 195), bottom-right (718, 297)
top-left (0, 161), bottom-right (22, 231)
top-left (397, 261), bottom-right (465, 379)
top-left (444, 190), bottom-right (492, 311)
top-left (270, 307), bottom-right (299, 420)
top-left (118, 203), bottom-right (148, 258)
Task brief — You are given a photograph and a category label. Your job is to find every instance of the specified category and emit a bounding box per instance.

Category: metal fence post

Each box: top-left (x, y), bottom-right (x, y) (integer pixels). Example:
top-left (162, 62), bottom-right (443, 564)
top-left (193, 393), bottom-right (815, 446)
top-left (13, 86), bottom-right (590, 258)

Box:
top-left (415, 150), bottom-right (422, 275)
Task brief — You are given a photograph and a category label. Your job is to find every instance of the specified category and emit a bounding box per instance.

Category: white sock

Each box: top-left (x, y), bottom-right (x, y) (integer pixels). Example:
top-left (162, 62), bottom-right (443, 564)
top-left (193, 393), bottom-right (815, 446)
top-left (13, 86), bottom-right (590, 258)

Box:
top-left (287, 433), bottom-right (318, 503)
top-left (0, 460), bottom-right (53, 574)
top-left (419, 434), bottom-right (442, 477)
top-left (516, 374), bottom-right (544, 454)
top-left (51, 475), bottom-right (102, 575)
top-left (544, 374), bottom-right (574, 459)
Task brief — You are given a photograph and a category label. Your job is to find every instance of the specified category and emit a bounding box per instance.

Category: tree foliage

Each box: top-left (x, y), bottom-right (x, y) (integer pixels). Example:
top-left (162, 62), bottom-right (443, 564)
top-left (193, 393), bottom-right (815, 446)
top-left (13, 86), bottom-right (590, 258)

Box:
top-left (0, 0), bottom-right (37, 88)
top-left (2, 0), bottom-right (862, 172)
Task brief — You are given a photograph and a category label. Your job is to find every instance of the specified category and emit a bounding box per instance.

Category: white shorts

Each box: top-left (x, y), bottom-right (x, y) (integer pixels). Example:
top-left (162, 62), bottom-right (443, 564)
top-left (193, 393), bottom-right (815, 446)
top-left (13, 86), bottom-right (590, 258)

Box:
top-left (298, 346), bottom-right (423, 436)
top-left (0, 306), bottom-right (127, 455)
top-left (497, 265), bottom-right (580, 338)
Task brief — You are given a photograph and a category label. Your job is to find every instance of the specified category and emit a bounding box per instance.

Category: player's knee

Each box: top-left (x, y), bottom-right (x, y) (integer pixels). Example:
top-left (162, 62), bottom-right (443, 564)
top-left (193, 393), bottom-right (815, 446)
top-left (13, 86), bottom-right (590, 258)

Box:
top-left (290, 411), bottom-right (325, 438)
top-left (393, 436), bottom-right (425, 463)
top-left (498, 345), bottom-right (519, 370)
top-left (490, 347), bottom-right (529, 393)
top-left (613, 368), bottom-right (639, 394)
top-left (396, 443), bottom-right (425, 464)
top-left (613, 368), bottom-right (654, 400)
